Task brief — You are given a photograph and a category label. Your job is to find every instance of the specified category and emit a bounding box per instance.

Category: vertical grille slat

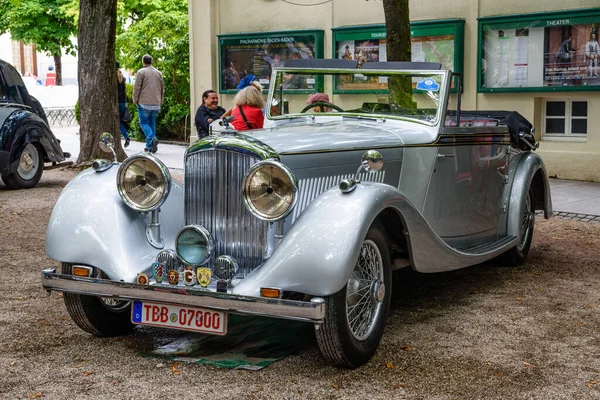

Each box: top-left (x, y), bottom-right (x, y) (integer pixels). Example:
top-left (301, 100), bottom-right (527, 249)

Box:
top-left (185, 150), bottom-right (266, 277)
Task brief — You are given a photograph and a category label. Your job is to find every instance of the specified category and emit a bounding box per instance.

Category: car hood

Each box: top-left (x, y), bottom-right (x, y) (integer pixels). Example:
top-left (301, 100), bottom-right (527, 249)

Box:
top-left (246, 118), bottom-right (438, 155)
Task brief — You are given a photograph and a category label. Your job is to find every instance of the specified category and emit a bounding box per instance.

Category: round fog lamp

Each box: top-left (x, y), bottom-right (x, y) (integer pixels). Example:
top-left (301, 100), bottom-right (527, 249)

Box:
top-left (175, 225), bottom-right (213, 266)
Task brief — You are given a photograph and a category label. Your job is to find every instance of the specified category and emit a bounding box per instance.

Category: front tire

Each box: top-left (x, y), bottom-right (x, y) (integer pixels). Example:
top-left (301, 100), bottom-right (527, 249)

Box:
top-left (61, 263), bottom-right (135, 336)
top-left (315, 222), bottom-right (392, 368)
top-left (502, 186), bottom-right (535, 266)
top-left (1, 142), bottom-right (44, 189)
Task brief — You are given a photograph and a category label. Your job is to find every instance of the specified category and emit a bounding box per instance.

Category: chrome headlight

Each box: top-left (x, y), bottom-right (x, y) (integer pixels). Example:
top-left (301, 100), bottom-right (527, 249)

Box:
top-left (242, 160), bottom-right (297, 221)
top-left (117, 154), bottom-right (171, 212)
top-left (175, 225), bottom-right (213, 266)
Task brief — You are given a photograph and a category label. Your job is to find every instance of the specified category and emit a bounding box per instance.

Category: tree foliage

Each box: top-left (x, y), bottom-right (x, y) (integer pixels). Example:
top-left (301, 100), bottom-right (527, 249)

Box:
top-left (116, 0), bottom-right (190, 140)
top-left (0, 0), bottom-right (77, 85)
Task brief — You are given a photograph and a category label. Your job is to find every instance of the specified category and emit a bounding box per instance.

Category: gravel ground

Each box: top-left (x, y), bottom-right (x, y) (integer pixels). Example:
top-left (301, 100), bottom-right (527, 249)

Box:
top-left (1, 168), bottom-right (599, 400)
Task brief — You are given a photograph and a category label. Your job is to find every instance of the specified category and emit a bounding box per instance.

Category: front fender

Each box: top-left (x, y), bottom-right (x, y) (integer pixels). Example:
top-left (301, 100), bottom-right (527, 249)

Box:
top-left (233, 183), bottom-right (391, 298)
top-left (45, 166), bottom-right (184, 282)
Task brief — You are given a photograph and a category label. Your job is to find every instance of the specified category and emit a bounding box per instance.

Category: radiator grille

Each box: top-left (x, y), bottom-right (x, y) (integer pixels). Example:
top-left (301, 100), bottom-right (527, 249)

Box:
top-left (185, 149), bottom-right (266, 277)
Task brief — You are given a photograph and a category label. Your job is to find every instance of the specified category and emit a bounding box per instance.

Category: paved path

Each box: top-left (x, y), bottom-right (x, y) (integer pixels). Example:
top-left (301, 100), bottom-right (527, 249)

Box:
top-left (52, 126), bottom-right (600, 217)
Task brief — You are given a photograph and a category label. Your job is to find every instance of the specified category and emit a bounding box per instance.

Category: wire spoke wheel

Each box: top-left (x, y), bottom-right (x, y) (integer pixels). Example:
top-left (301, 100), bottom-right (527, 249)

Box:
top-left (346, 239), bottom-right (384, 340)
top-left (315, 222), bottom-right (391, 368)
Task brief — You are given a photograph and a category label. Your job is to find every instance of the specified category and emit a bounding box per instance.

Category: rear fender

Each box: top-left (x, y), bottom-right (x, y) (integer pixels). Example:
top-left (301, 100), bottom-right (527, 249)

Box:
top-left (502, 152), bottom-right (552, 239)
top-left (45, 167), bottom-right (184, 282)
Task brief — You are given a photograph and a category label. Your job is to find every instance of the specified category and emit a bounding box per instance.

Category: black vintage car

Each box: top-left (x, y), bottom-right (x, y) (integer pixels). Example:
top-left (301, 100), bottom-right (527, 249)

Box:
top-left (0, 59), bottom-right (70, 189)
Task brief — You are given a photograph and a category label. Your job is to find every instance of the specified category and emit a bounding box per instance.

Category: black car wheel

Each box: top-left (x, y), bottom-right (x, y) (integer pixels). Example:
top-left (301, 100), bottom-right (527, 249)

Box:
top-left (61, 263), bottom-right (135, 337)
top-left (502, 186), bottom-right (535, 266)
top-left (315, 222), bottom-right (392, 368)
top-left (1, 142), bottom-right (44, 189)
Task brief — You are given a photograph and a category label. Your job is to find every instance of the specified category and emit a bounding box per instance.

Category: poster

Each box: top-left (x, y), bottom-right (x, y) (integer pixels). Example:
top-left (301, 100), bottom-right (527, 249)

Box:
top-left (219, 32), bottom-right (322, 92)
top-left (334, 32), bottom-right (457, 92)
top-left (543, 24), bottom-right (599, 87)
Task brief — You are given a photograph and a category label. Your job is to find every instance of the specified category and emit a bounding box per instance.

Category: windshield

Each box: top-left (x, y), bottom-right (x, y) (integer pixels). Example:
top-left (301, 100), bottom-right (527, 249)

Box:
top-left (266, 68), bottom-right (448, 126)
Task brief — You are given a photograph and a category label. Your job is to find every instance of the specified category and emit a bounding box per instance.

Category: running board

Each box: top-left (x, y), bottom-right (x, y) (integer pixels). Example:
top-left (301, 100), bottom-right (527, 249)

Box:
top-left (456, 235), bottom-right (517, 255)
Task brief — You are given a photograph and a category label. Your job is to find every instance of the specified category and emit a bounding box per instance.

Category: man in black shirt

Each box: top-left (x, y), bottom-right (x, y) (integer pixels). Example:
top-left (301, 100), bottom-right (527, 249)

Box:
top-left (195, 90), bottom-right (226, 138)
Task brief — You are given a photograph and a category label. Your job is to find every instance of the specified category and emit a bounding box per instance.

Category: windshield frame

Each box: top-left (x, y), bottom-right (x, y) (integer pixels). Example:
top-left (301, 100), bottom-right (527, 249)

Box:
top-left (266, 67), bottom-right (451, 127)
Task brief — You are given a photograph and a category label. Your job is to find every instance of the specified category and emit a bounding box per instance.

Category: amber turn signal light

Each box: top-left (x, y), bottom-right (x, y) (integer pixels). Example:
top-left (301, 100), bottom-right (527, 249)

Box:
top-left (260, 288), bottom-right (281, 298)
top-left (72, 266), bottom-right (92, 277)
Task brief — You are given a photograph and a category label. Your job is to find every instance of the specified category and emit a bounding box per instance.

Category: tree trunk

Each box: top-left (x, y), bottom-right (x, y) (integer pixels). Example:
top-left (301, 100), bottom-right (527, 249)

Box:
top-left (382, 0), bottom-right (415, 108)
top-left (77, 0), bottom-right (125, 164)
top-left (53, 53), bottom-right (62, 86)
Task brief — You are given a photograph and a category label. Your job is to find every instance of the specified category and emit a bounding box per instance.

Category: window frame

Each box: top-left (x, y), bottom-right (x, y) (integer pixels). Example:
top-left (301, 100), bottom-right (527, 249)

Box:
top-left (542, 98), bottom-right (588, 141)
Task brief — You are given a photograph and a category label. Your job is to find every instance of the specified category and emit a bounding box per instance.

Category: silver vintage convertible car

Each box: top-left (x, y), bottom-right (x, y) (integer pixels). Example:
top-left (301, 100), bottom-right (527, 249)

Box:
top-left (42, 59), bottom-right (552, 368)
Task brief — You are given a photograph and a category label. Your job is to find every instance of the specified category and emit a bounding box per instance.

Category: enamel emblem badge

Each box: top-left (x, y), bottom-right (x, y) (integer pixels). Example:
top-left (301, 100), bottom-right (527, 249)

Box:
top-left (196, 267), bottom-right (212, 288)
top-left (136, 272), bottom-right (149, 285)
top-left (167, 270), bottom-right (179, 285)
top-left (183, 268), bottom-right (196, 286)
top-left (152, 262), bottom-right (165, 283)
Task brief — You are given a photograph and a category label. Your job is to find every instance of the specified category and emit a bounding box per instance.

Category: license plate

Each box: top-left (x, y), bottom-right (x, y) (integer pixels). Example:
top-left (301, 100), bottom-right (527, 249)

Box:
top-left (131, 301), bottom-right (227, 335)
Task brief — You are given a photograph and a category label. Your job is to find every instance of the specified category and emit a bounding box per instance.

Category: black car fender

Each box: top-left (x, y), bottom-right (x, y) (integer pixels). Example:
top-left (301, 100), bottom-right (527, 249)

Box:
top-left (0, 108), bottom-right (66, 176)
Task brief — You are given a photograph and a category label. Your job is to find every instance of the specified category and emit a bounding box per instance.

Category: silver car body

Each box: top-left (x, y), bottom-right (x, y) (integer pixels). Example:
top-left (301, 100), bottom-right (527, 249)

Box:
top-left (43, 64), bottom-right (552, 325)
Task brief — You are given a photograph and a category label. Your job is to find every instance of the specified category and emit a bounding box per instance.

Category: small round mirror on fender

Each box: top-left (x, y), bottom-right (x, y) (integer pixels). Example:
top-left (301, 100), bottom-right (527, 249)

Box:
top-left (361, 150), bottom-right (384, 172)
top-left (98, 132), bottom-right (115, 153)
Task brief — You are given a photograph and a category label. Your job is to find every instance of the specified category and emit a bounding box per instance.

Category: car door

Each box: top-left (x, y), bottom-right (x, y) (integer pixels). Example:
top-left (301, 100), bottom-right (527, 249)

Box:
top-left (422, 140), bottom-right (507, 244)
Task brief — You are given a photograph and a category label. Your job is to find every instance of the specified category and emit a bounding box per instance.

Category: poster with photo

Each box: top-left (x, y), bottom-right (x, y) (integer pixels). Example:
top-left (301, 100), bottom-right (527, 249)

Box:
top-left (480, 10), bottom-right (600, 91)
top-left (219, 31), bottom-right (323, 92)
top-left (543, 24), bottom-right (599, 87)
top-left (332, 22), bottom-right (462, 93)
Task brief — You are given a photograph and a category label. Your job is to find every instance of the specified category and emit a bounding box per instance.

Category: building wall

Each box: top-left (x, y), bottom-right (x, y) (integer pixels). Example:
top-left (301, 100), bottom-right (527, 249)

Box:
top-left (189, 0), bottom-right (600, 181)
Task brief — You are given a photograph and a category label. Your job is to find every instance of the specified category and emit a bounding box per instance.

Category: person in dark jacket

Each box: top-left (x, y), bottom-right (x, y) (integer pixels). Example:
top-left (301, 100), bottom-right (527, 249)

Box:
top-left (116, 62), bottom-right (130, 147)
top-left (195, 90), bottom-right (226, 137)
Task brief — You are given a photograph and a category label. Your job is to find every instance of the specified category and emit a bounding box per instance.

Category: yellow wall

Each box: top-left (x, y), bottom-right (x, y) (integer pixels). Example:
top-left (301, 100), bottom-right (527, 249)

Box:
top-left (189, 0), bottom-right (600, 181)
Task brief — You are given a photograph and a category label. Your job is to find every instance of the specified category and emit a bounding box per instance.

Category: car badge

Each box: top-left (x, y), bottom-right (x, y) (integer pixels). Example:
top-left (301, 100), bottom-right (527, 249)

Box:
top-left (167, 270), bottom-right (179, 285)
top-left (196, 267), bottom-right (212, 288)
top-left (183, 268), bottom-right (196, 286)
top-left (152, 262), bottom-right (165, 283)
top-left (136, 272), bottom-right (149, 285)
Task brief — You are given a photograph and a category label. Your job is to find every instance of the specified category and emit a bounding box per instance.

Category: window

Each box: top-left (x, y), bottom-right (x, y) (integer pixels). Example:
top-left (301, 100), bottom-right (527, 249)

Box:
top-left (543, 99), bottom-right (587, 139)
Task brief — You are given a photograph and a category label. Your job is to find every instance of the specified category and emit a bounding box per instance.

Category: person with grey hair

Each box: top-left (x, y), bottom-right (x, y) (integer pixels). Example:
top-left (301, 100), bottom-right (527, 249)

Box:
top-left (230, 83), bottom-right (265, 131)
top-left (133, 54), bottom-right (164, 153)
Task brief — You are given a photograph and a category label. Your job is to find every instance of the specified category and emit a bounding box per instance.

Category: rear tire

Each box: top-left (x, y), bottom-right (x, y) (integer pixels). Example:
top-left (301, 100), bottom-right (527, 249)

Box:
top-left (1, 142), bottom-right (44, 189)
top-left (502, 186), bottom-right (535, 266)
top-left (61, 263), bottom-right (135, 336)
top-left (315, 222), bottom-right (392, 368)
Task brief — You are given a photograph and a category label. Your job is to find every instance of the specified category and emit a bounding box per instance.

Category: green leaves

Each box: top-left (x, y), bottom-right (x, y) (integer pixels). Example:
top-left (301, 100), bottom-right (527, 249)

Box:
top-left (2, 0), bottom-right (77, 57)
top-left (116, 0), bottom-right (189, 140)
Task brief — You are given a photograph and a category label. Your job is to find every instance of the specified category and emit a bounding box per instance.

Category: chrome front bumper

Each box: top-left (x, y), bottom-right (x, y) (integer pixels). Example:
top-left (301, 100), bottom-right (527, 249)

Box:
top-left (41, 268), bottom-right (325, 323)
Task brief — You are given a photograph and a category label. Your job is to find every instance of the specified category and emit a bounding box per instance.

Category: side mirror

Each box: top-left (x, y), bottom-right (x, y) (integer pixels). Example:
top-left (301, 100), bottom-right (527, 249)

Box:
top-left (343, 150), bottom-right (385, 193)
top-left (94, 132), bottom-right (117, 172)
top-left (361, 150), bottom-right (384, 173)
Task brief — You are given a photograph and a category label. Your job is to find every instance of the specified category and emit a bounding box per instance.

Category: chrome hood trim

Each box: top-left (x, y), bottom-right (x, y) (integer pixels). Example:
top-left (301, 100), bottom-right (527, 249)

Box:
top-left (186, 133), bottom-right (279, 160)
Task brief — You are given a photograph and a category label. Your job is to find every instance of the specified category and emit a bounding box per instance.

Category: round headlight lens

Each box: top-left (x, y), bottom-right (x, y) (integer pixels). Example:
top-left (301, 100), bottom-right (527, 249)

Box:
top-left (243, 160), bottom-right (297, 221)
top-left (117, 154), bottom-right (171, 212)
top-left (176, 225), bottom-right (213, 266)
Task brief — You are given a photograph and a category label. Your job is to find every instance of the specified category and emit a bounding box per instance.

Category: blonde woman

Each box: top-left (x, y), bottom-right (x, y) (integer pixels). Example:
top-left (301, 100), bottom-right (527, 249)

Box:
top-left (230, 81), bottom-right (265, 131)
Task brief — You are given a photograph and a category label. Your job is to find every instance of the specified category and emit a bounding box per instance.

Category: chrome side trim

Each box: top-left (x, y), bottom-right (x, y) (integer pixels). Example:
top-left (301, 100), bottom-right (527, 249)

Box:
top-left (42, 269), bottom-right (325, 323)
top-left (291, 171), bottom-right (385, 222)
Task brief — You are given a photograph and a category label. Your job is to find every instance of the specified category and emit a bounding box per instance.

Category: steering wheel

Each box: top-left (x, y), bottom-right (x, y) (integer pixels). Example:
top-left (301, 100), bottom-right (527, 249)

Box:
top-left (300, 101), bottom-right (345, 113)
